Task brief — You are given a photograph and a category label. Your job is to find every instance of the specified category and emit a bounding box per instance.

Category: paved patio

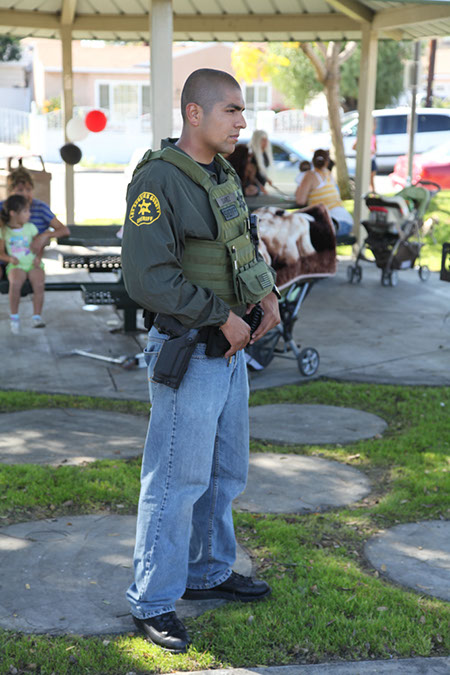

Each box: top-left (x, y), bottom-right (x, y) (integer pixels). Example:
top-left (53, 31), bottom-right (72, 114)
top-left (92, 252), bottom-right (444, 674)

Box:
top-left (0, 248), bottom-right (449, 399)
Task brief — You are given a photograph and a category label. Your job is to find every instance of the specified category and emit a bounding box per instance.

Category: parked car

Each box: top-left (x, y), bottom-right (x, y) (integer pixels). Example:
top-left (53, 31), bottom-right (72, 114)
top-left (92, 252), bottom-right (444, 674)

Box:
top-left (233, 135), bottom-right (310, 168)
top-left (309, 108), bottom-right (450, 173)
top-left (125, 137), bottom-right (311, 190)
top-left (389, 140), bottom-right (450, 190)
top-left (343, 107), bottom-right (450, 172)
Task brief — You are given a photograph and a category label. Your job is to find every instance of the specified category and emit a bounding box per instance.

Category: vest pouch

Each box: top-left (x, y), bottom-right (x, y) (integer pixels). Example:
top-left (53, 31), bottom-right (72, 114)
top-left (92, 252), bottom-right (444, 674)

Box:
top-left (235, 258), bottom-right (274, 304)
top-left (226, 232), bottom-right (273, 304)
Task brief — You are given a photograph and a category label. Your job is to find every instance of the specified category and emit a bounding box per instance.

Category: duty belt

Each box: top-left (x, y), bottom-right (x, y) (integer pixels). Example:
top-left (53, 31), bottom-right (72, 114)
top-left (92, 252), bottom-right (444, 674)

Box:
top-left (156, 324), bottom-right (211, 343)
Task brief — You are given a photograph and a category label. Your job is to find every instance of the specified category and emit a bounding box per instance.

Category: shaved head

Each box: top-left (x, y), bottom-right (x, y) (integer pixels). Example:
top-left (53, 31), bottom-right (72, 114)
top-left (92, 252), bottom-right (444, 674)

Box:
top-left (181, 68), bottom-right (241, 122)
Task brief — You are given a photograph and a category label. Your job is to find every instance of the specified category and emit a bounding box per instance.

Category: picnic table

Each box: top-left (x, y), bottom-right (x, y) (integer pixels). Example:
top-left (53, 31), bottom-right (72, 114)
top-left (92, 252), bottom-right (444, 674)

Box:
top-left (245, 194), bottom-right (298, 212)
top-left (58, 224), bottom-right (123, 247)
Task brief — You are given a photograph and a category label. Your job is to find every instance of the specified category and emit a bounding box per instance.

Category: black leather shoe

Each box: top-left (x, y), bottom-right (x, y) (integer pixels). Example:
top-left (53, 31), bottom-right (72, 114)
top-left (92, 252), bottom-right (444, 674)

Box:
top-left (133, 612), bottom-right (190, 652)
top-left (182, 571), bottom-right (271, 603)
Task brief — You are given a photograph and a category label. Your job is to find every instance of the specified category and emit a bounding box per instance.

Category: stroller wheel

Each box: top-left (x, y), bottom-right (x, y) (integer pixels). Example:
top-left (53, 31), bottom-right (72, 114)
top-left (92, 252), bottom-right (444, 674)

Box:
top-left (354, 265), bottom-right (362, 283)
top-left (419, 265), bottom-right (430, 282)
top-left (390, 270), bottom-right (399, 287)
top-left (381, 271), bottom-right (390, 286)
top-left (297, 347), bottom-right (320, 377)
top-left (347, 265), bottom-right (355, 283)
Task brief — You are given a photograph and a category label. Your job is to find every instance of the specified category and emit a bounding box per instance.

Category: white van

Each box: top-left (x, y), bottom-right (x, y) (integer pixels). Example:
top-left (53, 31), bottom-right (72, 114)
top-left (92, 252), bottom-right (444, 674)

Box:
top-left (343, 108), bottom-right (450, 171)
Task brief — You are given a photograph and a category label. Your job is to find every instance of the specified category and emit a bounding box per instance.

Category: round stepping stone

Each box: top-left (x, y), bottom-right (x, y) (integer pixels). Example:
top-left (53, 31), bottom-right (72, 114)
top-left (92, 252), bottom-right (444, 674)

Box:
top-left (249, 404), bottom-right (387, 445)
top-left (0, 515), bottom-right (252, 635)
top-left (234, 452), bottom-right (371, 513)
top-left (365, 520), bottom-right (450, 602)
top-left (0, 409), bottom-right (149, 465)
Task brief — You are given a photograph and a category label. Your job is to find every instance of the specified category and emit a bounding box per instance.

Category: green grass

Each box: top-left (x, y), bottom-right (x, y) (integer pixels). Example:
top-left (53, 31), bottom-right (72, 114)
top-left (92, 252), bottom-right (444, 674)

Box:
top-left (340, 189), bottom-right (450, 271)
top-left (0, 382), bottom-right (449, 674)
top-left (422, 189), bottom-right (450, 270)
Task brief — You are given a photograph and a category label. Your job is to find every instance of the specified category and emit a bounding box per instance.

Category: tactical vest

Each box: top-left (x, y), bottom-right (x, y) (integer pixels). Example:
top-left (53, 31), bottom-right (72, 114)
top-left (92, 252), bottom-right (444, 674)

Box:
top-left (133, 146), bottom-right (274, 308)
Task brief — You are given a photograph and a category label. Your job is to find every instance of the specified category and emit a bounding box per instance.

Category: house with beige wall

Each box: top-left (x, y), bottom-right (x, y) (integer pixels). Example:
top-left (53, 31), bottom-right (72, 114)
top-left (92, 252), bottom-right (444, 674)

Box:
top-left (25, 37), bottom-right (285, 126)
top-left (19, 37), bottom-right (287, 162)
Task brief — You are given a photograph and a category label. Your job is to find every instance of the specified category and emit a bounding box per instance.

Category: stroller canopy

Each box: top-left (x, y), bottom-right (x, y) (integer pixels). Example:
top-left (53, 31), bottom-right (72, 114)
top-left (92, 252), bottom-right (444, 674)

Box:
top-left (397, 186), bottom-right (431, 220)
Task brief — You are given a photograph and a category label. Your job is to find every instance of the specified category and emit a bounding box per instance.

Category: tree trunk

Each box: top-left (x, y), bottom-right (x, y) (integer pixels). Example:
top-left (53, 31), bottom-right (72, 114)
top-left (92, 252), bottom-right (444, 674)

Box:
top-left (324, 48), bottom-right (351, 199)
top-left (302, 41), bottom-right (351, 200)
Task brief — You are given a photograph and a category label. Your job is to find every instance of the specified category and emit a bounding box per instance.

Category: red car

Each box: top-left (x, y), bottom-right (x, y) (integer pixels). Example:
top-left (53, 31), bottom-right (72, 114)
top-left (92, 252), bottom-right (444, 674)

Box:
top-left (390, 141), bottom-right (450, 190)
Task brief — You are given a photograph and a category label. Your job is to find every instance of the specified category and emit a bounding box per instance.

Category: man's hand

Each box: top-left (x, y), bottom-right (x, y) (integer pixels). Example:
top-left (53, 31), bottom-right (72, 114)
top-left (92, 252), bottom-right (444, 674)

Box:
top-left (249, 292), bottom-right (280, 344)
top-left (33, 256), bottom-right (42, 268)
top-left (30, 232), bottom-right (51, 255)
top-left (10, 256), bottom-right (19, 265)
top-left (220, 310), bottom-right (251, 358)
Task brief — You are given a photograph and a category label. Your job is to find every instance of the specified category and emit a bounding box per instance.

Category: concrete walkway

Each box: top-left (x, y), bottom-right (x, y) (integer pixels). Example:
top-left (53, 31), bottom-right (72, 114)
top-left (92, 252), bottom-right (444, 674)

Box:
top-left (0, 409), bottom-right (149, 465)
top-left (249, 261), bottom-right (450, 391)
top-left (0, 403), bottom-right (387, 462)
top-left (365, 521), bottom-right (450, 602)
top-left (249, 404), bottom-right (387, 445)
top-left (177, 659), bottom-right (450, 675)
top-left (0, 515), bottom-right (252, 635)
top-left (234, 453), bottom-right (371, 513)
top-left (0, 252), bottom-right (449, 399)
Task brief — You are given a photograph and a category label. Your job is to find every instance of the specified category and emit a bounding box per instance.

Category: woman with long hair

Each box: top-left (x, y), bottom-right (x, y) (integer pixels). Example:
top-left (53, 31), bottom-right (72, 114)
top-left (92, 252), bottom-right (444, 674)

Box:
top-left (248, 129), bottom-right (274, 190)
top-left (226, 144), bottom-right (263, 196)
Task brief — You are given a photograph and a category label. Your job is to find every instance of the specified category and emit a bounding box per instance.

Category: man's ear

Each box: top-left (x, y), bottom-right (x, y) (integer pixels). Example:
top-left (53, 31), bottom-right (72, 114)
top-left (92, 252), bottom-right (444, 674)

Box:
top-left (185, 102), bottom-right (203, 127)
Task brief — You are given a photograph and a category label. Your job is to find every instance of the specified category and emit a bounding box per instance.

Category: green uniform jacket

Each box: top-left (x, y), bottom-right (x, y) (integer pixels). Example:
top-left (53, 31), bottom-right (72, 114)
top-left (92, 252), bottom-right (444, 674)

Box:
top-left (122, 139), bottom-right (248, 329)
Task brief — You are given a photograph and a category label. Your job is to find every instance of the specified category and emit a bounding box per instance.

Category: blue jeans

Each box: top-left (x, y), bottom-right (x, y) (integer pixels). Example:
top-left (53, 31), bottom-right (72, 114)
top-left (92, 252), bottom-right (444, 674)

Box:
top-left (335, 218), bottom-right (353, 236)
top-left (127, 327), bottom-right (250, 619)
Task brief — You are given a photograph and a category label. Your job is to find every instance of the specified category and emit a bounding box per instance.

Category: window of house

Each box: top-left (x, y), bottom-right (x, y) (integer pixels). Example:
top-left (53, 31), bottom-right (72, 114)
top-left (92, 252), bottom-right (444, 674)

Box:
top-left (243, 83), bottom-right (271, 113)
top-left (96, 82), bottom-right (151, 121)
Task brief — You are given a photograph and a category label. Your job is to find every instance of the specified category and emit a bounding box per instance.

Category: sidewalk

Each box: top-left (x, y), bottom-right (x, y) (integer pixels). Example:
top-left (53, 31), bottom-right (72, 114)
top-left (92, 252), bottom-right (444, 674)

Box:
top-left (1, 250), bottom-right (448, 398)
top-left (177, 660), bottom-right (450, 675)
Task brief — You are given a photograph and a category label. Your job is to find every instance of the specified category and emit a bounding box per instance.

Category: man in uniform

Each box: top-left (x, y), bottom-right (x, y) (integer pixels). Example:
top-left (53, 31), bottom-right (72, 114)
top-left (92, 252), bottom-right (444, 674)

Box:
top-left (122, 68), bottom-right (280, 653)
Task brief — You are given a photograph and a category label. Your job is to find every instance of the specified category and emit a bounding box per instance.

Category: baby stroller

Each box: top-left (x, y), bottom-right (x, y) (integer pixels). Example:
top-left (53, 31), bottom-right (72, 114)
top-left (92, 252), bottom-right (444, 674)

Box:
top-left (245, 204), bottom-right (336, 377)
top-left (347, 180), bottom-right (440, 287)
top-left (245, 279), bottom-right (321, 376)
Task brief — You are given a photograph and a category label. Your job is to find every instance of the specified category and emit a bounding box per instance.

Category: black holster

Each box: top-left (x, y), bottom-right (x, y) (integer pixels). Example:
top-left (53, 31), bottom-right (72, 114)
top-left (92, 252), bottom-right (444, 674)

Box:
top-left (152, 314), bottom-right (200, 389)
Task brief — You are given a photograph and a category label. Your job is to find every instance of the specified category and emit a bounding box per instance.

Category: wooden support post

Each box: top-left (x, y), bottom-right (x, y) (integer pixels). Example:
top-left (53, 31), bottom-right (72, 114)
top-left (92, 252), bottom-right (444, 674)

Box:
top-left (353, 25), bottom-right (378, 244)
top-left (60, 25), bottom-right (75, 225)
top-left (149, 0), bottom-right (173, 149)
top-left (406, 40), bottom-right (421, 186)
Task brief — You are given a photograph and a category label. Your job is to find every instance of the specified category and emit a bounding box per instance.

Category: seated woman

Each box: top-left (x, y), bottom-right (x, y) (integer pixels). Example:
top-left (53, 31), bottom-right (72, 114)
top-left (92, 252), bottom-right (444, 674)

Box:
top-left (1, 167), bottom-right (70, 257)
top-left (295, 149), bottom-right (353, 236)
top-left (226, 144), bottom-right (264, 196)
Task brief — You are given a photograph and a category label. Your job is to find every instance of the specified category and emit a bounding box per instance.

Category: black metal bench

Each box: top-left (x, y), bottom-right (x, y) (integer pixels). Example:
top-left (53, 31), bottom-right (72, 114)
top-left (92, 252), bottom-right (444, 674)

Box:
top-left (0, 278), bottom-right (33, 297)
top-left (81, 282), bottom-right (140, 331)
